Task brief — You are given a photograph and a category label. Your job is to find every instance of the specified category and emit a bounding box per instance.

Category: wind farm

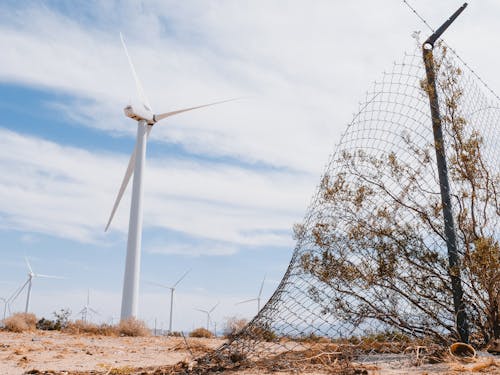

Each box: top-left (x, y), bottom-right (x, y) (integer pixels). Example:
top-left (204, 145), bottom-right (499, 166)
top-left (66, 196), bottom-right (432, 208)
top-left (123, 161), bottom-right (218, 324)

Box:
top-left (1, 1), bottom-right (500, 374)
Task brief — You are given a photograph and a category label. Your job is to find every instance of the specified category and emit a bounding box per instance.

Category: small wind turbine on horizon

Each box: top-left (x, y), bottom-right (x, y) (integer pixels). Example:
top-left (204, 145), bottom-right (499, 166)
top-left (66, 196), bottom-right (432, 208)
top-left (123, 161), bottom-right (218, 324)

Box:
top-left (78, 289), bottom-right (99, 323)
top-left (104, 33), bottom-right (236, 321)
top-left (147, 268), bottom-right (190, 334)
top-left (0, 296), bottom-right (11, 321)
top-left (9, 258), bottom-right (63, 313)
top-left (195, 301), bottom-right (219, 331)
top-left (236, 274), bottom-right (266, 313)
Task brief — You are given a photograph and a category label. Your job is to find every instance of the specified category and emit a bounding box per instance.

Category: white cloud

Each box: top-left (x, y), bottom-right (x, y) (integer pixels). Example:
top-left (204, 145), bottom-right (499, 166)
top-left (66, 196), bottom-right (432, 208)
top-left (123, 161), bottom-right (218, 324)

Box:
top-left (0, 128), bottom-right (309, 250)
top-left (1, 1), bottom-right (496, 193)
top-left (147, 242), bottom-right (238, 257)
top-left (0, 1), bottom-right (423, 176)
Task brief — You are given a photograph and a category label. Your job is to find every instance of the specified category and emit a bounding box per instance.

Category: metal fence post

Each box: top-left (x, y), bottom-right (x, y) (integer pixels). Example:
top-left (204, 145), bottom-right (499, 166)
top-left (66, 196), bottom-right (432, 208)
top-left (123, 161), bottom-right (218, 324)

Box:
top-left (422, 3), bottom-right (470, 343)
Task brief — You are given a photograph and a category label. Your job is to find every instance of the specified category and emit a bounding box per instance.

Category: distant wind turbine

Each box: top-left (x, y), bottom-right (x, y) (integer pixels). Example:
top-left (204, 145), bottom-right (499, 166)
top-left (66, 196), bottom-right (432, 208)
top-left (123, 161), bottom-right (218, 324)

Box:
top-left (0, 296), bottom-right (10, 321)
top-left (78, 289), bottom-right (99, 323)
top-left (236, 274), bottom-right (266, 313)
top-left (9, 258), bottom-right (63, 313)
top-left (147, 268), bottom-right (190, 333)
top-left (196, 301), bottom-right (219, 331)
top-left (104, 33), bottom-right (235, 321)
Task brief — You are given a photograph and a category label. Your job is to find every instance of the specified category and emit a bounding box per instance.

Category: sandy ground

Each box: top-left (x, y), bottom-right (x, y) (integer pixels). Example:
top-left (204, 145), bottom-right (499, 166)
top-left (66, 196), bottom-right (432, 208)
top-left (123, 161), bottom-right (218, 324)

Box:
top-left (0, 330), bottom-right (499, 374)
top-left (0, 330), bottom-right (222, 374)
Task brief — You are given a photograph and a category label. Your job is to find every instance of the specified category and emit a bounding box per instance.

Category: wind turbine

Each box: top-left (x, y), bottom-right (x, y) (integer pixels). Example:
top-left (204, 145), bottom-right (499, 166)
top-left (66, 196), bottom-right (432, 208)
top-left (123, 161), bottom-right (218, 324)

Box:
top-left (105, 33), bottom-right (234, 321)
top-left (236, 274), bottom-right (266, 313)
top-left (78, 289), bottom-right (99, 323)
top-left (9, 258), bottom-right (62, 313)
top-left (0, 296), bottom-right (11, 321)
top-left (196, 301), bottom-right (219, 331)
top-left (147, 268), bottom-right (190, 334)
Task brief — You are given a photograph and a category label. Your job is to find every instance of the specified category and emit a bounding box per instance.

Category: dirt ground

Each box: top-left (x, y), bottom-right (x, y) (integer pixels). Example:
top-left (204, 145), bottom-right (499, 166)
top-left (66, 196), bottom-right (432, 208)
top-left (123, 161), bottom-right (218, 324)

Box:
top-left (0, 330), bottom-right (499, 375)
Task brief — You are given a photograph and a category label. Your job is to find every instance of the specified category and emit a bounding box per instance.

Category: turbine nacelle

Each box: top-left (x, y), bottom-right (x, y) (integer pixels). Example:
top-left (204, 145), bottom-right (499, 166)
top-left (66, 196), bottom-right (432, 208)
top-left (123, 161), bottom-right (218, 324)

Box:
top-left (124, 105), bottom-right (155, 125)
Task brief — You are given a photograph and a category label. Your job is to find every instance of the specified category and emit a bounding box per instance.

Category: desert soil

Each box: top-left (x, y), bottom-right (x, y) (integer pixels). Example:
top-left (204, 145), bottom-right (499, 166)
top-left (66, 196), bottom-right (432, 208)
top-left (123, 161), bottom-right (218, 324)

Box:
top-left (0, 330), bottom-right (499, 375)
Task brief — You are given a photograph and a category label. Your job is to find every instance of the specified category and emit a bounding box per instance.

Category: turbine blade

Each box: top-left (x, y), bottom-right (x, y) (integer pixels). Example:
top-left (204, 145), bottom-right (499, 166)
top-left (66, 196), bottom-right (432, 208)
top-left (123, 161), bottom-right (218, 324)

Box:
top-left (172, 268), bottom-right (191, 288)
top-left (195, 308), bottom-right (208, 314)
top-left (154, 98), bottom-right (237, 122)
top-left (146, 281), bottom-right (170, 289)
top-left (89, 308), bottom-right (100, 315)
top-left (105, 145), bottom-right (137, 231)
top-left (209, 301), bottom-right (219, 313)
top-left (120, 32), bottom-right (152, 112)
top-left (35, 274), bottom-right (64, 279)
top-left (105, 127), bottom-right (152, 232)
top-left (24, 257), bottom-right (33, 274)
top-left (236, 298), bottom-right (258, 305)
top-left (9, 279), bottom-right (30, 303)
top-left (258, 274), bottom-right (266, 299)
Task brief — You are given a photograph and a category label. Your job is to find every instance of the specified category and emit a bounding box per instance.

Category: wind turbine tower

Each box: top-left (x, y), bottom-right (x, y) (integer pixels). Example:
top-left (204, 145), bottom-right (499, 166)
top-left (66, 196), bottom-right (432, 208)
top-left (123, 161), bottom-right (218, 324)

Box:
top-left (105, 34), bottom-right (234, 320)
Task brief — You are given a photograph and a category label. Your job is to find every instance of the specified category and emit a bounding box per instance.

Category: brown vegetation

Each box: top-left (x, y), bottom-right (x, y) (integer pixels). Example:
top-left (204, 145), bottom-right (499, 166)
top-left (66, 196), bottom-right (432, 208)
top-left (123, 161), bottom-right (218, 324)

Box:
top-left (64, 320), bottom-right (119, 336)
top-left (222, 316), bottom-right (248, 339)
top-left (3, 312), bottom-right (37, 332)
top-left (117, 317), bottom-right (150, 337)
top-left (300, 43), bottom-right (499, 346)
top-left (189, 327), bottom-right (213, 338)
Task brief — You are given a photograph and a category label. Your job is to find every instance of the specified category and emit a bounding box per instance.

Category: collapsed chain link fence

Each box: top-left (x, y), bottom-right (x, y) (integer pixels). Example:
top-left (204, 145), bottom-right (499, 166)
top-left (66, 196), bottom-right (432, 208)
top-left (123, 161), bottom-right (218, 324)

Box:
top-left (186, 40), bottom-right (499, 374)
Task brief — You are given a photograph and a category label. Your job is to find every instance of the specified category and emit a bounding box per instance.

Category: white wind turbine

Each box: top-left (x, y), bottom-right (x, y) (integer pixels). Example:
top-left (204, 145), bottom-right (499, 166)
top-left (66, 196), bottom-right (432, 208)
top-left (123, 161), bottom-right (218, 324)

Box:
top-left (195, 301), bottom-right (219, 331)
top-left (78, 289), bottom-right (99, 323)
top-left (9, 258), bottom-right (62, 313)
top-left (105, 34), bottom-right (235, 320)
top-left (236, 274), bottom-right (266, 313)
top-left (147, 268), bottom-right (190, 333)
top-left (0, 296), bottom-right (11, 321)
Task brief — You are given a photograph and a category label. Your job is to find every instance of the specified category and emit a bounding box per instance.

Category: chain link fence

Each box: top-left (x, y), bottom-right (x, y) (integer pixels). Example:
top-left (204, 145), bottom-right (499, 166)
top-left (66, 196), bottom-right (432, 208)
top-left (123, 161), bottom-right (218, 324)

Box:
top-left (185, 40), bottom-right (499, 374)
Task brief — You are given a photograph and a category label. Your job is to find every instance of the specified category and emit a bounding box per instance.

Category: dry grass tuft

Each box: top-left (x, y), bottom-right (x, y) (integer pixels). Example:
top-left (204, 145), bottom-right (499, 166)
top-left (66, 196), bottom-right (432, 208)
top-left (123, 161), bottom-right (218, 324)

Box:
top-left (189, 327), bottom-right (213, 338)
top-left (117, 317), bottom-right (150, 337)
top-left (65, 320), bottom-right (119, 336)
top-left (3, 313), bottom-right (37, 332)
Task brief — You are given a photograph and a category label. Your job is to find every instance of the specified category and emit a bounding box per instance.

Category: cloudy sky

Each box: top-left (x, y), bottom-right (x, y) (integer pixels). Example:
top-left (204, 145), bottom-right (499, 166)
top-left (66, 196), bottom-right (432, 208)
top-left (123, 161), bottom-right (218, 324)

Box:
top-left (0, 0), bottom-right (498, 332)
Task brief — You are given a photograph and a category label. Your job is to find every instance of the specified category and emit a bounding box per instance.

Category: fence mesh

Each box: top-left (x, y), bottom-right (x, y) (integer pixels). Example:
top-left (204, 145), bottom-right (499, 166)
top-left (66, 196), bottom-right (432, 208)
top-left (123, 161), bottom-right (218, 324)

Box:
top-left (190, 40), bottom-right (499, 373)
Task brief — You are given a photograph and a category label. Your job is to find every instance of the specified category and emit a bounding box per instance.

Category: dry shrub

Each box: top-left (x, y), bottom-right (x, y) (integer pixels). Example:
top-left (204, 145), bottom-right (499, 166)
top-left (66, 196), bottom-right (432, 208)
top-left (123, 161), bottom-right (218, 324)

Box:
top-left (189, 327), bottom-right (213, 338)
top-left (4, 313), bottom-right (37, 332)
top-left (223, 316), bottom-right (248, 339)
top-left (65, 320), bottom-right (119, 336)
top-left (118, 317), bottom-right (150, 337)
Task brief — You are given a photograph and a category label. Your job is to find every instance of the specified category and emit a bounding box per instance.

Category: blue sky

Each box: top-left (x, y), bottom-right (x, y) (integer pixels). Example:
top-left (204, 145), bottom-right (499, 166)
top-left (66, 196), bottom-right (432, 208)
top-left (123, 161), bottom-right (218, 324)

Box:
top-left (1, 0), bottom-right (499, 333)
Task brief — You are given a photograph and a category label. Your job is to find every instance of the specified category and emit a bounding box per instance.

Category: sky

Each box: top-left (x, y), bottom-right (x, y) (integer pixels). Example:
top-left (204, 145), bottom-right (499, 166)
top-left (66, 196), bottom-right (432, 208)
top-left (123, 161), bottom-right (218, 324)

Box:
top-left (0, 0), bottom-right (499, 334)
